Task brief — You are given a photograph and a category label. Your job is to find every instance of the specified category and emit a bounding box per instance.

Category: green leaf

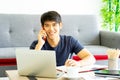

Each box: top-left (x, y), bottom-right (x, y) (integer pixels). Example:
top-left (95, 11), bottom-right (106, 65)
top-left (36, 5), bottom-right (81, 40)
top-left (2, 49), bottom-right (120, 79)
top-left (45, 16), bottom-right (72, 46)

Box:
top-left (100, 0), bottom-right (120, 32)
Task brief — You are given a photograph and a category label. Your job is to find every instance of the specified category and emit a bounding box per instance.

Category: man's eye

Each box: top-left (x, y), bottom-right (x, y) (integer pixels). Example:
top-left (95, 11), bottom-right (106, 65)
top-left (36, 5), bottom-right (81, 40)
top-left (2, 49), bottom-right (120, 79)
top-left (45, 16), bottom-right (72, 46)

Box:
top-left (44, 25), bottom-right (49, 27)
top-left (53, 24), bottom-right (57, 27)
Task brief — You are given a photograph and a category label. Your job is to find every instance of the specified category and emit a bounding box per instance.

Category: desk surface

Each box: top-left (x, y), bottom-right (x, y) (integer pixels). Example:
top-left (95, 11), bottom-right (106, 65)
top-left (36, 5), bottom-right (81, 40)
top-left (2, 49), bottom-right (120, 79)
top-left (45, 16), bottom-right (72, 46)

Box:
top-left (6, 70), bottom-right (96, 80)
top-left (6, 70), bottom-right (120, 80)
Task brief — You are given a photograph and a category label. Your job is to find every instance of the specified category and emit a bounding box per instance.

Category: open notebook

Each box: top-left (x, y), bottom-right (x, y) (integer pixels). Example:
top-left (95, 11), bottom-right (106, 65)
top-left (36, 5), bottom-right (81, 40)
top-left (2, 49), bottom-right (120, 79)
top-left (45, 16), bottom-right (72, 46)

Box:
top-left (56, 65), bottom-right (108, 73)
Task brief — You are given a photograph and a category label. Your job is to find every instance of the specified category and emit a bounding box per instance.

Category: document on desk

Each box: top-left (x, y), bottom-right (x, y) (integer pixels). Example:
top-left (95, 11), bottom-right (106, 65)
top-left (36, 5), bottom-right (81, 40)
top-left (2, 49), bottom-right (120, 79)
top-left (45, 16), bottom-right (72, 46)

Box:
top-left (56, 65), bottom-right (107, 73)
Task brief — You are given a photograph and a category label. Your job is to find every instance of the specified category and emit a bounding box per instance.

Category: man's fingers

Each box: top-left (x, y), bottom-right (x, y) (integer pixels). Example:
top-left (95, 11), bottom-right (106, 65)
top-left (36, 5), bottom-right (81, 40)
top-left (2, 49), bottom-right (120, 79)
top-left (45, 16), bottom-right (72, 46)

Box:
top-left (65, 59), bottom-right (76, 66)
top-left (38, 29), bottom-right (47, 38)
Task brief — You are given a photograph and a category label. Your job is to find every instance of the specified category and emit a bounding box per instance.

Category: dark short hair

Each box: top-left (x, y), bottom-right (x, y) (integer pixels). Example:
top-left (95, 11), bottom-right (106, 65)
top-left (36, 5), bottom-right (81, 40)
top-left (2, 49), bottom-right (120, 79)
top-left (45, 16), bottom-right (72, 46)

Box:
top-left (41, 11), bottom-right (62, 26)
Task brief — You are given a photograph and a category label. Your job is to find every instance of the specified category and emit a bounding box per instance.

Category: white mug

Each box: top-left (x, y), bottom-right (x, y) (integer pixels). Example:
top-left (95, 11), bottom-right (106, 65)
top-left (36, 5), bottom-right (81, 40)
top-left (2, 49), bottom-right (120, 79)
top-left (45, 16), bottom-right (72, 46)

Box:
top-left (66, 66), bottom-right (79, 78)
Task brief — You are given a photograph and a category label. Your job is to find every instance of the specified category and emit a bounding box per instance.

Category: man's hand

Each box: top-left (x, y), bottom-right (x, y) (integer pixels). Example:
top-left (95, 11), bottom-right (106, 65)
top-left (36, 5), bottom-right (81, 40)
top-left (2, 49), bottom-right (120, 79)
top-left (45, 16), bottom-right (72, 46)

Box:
top-left (38, 28), bottom-right (47, 44)
top-left (65, 59), bottom-right (79, 67)
top-left (35, 28), bottom-right (47, 50)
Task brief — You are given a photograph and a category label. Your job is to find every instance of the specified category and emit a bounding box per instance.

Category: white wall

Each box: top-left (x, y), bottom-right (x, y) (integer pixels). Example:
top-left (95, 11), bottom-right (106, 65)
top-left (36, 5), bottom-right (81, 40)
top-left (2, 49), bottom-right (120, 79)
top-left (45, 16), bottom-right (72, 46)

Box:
top-left (0, 0), bottom-right (101, 15)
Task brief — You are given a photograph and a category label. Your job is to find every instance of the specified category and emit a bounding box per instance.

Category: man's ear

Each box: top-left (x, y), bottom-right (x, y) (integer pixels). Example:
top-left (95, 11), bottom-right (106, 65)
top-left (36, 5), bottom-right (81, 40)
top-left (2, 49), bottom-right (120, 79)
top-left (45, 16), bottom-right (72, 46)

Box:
top-left (59, 22), bottom-right (62, 29)
top-left (41, 25), bottom-right (45, 30)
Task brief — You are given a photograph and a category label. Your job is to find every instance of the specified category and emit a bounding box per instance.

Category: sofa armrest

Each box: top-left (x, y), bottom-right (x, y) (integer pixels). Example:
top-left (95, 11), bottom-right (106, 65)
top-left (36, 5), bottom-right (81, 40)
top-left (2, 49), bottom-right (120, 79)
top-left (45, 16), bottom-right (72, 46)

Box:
top-left (100, 30), bottom-right (120, 49)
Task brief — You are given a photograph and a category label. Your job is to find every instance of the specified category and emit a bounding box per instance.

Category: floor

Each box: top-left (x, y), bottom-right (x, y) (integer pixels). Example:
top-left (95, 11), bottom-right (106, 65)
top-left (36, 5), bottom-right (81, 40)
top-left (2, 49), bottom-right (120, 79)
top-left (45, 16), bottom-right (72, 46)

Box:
top-left (0, 65), bottom-right (17, 77)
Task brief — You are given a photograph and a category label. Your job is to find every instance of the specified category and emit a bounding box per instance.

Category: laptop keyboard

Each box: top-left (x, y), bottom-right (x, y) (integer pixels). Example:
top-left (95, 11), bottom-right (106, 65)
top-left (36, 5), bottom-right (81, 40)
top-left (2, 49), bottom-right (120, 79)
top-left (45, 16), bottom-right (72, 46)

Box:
top-left (27, 76), bottom-right (37, 80)
top-left (56, 70), bottom-right (64, 77)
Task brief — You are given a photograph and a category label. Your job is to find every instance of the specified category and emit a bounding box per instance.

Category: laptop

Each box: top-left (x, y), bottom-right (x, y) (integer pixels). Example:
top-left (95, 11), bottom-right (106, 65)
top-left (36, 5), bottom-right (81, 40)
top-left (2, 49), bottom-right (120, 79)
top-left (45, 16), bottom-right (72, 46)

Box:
top-left (15, 49), bottom-right (64, 78)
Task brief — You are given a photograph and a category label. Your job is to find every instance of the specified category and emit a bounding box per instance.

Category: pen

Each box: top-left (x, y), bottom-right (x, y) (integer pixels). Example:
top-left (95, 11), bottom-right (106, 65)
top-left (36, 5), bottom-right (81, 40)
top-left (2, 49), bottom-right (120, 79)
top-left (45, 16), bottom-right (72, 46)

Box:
top-left (68, 53), bottom-right (72, 59)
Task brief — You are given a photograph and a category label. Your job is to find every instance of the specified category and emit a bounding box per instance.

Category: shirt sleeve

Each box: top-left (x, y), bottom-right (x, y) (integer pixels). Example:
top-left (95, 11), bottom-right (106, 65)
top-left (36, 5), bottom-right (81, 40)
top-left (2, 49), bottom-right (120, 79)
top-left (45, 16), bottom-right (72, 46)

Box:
top-left (30, 40), bottom-right (38, 49)
top-left (70, 36), bottom-right (84, 54)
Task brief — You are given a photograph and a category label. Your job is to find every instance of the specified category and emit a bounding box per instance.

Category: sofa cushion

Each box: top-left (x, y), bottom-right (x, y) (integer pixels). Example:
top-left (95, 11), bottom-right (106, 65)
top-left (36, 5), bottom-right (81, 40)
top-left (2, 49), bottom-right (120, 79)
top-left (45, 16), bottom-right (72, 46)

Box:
top-left (61, 15), bottom-right (100, 45)
top-left (0, 14), bottom-right (40, 47)
top-left (85, 45), bottom-right (110, 55)
top-left (0, 48), bottom-right (15, 58)
top-left (0, 47), bottom-right (29, 58)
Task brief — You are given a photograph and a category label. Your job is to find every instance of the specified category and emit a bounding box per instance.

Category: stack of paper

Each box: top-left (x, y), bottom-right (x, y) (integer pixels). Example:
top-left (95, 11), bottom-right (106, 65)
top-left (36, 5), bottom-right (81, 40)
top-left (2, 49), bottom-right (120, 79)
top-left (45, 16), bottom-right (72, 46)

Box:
top-left (56, 65), bottom-right (108, 73)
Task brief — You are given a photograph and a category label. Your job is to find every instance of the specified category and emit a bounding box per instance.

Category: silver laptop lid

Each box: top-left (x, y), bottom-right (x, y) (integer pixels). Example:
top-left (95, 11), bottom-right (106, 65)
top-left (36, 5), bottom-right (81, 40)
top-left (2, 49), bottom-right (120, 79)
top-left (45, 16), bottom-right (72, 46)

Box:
top-left (15, 49), bottom-right (57, 78)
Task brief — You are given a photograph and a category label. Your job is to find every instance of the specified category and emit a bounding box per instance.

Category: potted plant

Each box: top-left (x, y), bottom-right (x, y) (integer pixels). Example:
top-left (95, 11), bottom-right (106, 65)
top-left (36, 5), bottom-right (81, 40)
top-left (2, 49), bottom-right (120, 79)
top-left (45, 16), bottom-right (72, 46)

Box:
top-left (100, 0), bottom-right (120, 32)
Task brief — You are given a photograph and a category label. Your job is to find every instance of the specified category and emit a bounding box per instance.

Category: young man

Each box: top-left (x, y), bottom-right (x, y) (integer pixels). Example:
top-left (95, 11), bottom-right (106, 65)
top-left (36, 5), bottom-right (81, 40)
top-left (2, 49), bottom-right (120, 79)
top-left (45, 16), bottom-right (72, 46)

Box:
top-left (30, 11), bottom-right (96, 66)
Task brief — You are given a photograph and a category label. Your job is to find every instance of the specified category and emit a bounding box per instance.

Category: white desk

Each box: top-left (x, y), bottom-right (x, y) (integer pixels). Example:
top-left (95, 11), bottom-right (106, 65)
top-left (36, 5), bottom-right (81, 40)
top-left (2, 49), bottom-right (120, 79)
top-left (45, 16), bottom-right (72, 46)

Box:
top-left (5, 70), bottom-right (120, 80)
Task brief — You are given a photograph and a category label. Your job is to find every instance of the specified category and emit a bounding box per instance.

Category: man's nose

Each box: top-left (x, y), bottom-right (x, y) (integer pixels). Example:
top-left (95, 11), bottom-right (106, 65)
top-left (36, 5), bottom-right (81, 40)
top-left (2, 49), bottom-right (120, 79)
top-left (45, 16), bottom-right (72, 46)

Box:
top-left (49, 26), bottom-right (54, 30)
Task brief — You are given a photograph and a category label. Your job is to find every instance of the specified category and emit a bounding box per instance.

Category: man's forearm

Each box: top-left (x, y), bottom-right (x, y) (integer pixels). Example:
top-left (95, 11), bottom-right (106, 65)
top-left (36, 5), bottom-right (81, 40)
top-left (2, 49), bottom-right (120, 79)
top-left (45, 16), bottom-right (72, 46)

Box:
top-left (78, 55), bottom-right (96, 67)
top-left (35, 42), bottom-right (44, 50)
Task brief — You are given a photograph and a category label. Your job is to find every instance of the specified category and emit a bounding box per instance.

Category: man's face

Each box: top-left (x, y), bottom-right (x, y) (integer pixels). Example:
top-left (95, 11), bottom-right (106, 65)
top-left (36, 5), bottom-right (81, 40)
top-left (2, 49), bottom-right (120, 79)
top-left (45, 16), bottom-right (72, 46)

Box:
top-left (42, 21), bottom-right (62, 40)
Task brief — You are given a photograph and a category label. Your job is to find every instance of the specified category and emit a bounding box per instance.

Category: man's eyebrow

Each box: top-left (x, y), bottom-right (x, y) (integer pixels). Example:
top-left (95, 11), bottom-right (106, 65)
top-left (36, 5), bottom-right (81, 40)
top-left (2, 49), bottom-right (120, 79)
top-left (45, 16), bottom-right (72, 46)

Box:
top-left (44, 24), bottom-right (48, 25)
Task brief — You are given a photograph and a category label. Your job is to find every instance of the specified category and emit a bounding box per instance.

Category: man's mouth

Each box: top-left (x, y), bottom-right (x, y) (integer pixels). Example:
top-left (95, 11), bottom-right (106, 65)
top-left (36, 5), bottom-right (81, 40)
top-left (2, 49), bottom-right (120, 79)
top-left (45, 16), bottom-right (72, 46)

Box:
top-left (49, 32), bottom-right (55, 35)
